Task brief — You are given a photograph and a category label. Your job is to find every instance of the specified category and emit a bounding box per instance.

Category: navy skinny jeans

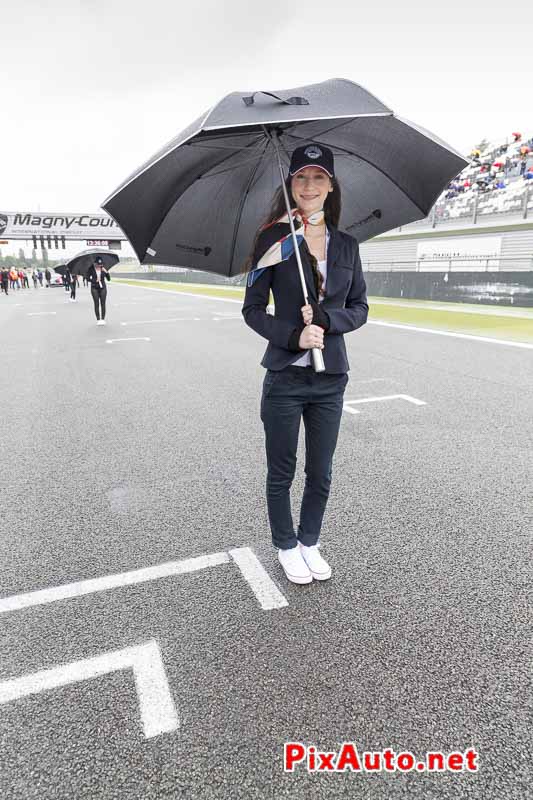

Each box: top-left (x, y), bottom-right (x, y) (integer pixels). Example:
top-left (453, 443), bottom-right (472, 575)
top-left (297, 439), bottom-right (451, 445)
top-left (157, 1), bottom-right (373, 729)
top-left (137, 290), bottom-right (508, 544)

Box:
top-left (260, 364), bottom-right (348, 550)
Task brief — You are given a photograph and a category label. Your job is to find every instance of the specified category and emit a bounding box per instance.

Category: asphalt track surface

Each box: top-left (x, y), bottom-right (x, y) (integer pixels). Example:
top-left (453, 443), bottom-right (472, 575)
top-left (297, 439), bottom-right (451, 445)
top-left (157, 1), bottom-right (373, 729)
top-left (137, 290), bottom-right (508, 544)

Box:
top-left (0, 282), bottom-right (531, 800)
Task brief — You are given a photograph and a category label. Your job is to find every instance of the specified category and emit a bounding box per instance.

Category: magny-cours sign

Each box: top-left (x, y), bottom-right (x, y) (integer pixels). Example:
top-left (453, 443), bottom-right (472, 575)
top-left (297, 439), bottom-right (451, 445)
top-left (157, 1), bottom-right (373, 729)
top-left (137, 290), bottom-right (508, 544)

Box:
top-left (0, 212), bottom-right (127, 240)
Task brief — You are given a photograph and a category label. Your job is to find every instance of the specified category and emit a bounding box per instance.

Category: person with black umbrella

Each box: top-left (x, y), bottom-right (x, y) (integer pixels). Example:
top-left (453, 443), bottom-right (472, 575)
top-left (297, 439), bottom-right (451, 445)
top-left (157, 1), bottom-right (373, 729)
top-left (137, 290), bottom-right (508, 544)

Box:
top-left (86, 256), bottom-right (111, 324)
top-left (62, 268), bottom-right (71, 295)
top-left (70, 270), bottom-right (79, 302)
top-left (242, 144), bottom-right (368, 585)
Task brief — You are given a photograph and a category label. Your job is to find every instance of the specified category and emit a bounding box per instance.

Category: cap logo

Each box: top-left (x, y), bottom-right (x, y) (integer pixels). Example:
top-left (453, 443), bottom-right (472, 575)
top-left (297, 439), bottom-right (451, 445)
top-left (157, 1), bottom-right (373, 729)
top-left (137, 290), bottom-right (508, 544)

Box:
top-left (304, 145), bottom-right (322, 159)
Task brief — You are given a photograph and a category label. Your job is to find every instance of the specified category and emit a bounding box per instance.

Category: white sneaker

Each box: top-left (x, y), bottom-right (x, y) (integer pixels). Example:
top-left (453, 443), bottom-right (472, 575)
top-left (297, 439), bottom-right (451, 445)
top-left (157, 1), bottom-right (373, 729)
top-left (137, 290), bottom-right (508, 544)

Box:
top-left (101, 319), bottom-right (107, 325)
top-left (278, 546), bottom-right (312, 584)
top-left (96, 319), bottom-right (103, 325)
top-left (298, 543), bottom-right (332, 580)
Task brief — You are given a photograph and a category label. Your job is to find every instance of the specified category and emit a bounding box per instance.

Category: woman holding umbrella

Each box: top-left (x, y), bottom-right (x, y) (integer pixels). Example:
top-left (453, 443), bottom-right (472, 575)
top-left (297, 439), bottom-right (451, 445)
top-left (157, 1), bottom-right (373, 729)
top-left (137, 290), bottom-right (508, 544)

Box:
top-left (70, 270), bottom-right (79, 302)
top-left (242, 144), bottom-right (368, 586)
top-left (86, 256), bottom-right (111, 324)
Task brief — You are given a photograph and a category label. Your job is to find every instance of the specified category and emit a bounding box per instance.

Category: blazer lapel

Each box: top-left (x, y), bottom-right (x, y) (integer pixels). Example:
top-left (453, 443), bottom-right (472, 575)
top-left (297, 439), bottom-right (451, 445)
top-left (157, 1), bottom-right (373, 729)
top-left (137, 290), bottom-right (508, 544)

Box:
top-left (324, 225), bottom-right (339, 297)
top-left (295, 223), bottom-right (339, 303)
top-left (298, 239), bottom-right (319, 303)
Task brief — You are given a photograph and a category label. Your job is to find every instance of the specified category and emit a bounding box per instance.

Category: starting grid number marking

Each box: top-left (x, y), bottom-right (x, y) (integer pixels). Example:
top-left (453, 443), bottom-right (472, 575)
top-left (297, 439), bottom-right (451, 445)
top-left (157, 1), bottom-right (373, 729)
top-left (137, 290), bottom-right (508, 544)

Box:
top-left (0, 547), bottom-right (288, 615)
top-left (0, 640), bottom-right (178, 739)
top-left (343, 393), bottom-right (426, 415)
top-left (0, 549), bottom-right (287, 740)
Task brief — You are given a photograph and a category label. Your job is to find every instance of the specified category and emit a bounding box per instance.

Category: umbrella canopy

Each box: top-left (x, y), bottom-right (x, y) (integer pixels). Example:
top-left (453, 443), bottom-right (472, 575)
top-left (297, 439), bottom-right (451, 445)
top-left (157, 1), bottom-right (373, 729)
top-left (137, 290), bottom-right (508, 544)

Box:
top-left (53, 263), bottom-right (69, 275)
top-left (102, 78), bottom-right (468, 277)
top-left (65, 249), bottom-right (119, 278)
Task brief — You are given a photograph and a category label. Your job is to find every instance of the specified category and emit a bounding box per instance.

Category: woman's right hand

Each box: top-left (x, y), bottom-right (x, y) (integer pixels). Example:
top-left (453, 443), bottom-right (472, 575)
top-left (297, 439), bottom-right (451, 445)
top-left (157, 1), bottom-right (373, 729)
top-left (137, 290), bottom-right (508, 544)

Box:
top-left (299, 324), bottom-right (324, 350)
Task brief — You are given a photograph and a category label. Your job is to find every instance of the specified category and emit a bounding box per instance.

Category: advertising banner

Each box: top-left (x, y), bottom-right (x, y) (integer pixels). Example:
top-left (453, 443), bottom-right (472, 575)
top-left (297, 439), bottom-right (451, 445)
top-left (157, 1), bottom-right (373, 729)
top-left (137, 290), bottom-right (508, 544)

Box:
top-left (0, 212), bottom-right (126, 240)
top-left (416, 236), bottom-right (502, 269)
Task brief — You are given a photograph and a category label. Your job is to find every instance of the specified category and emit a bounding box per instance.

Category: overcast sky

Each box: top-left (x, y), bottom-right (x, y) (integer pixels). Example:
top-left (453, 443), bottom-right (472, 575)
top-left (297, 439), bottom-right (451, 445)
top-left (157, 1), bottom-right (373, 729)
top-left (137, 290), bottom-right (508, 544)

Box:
top-left (2, 0), bottom-right (531, 217)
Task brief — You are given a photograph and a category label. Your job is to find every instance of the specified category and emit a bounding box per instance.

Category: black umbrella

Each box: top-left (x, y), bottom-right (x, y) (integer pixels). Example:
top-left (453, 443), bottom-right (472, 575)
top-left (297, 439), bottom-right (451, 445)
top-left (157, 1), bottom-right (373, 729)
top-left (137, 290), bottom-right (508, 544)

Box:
top-left (65, 249), bottom-right (119, 278)
top-left (102, 78), bottom-right (468, 370)
top-left (53, 264), bottom-right (69, 276)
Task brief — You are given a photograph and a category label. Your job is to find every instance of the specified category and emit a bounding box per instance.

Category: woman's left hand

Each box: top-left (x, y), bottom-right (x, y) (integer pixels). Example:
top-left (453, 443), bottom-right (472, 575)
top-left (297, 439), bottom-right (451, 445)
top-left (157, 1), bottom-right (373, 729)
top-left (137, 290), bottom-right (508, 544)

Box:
top-left (301, 304), bottom-right (314, 325)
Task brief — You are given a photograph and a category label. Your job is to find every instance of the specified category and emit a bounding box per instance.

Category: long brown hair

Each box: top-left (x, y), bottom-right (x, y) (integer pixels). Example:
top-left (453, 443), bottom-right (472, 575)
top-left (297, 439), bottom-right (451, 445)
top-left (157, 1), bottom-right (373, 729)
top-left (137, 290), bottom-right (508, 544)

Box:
top-left (241, 176), bottom-right (342, 299)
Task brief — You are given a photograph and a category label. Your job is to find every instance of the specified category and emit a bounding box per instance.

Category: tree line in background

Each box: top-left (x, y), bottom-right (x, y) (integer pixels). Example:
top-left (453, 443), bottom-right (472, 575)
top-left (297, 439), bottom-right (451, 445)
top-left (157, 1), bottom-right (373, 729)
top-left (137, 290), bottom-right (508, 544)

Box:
top-left (0, 249), bottom-right (138, 269)
top-left (0, 248), bottom-right (60, 269)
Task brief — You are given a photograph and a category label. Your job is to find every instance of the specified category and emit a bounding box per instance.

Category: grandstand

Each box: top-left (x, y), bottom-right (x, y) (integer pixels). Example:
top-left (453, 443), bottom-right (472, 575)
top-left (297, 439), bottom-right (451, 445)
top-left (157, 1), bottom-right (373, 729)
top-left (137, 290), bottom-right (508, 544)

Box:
top-left (359, 131), bottom-right (533, 280)
top-left (391, 131), bottom-right (533, 230)
top-left (431, 131), bottom-right (533, 223)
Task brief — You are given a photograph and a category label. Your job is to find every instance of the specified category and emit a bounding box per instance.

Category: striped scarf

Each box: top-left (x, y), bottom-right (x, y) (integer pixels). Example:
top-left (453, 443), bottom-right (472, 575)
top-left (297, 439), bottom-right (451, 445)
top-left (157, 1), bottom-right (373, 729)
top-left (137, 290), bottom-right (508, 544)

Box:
top-left (247, 209), bottom-right (325, 288)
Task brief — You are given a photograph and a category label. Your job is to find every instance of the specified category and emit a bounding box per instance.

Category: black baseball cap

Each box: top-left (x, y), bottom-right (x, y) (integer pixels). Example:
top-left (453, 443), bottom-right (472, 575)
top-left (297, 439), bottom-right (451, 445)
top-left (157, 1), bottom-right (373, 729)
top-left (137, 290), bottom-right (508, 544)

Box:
top-left (289, 144), bottom-right (335, 178)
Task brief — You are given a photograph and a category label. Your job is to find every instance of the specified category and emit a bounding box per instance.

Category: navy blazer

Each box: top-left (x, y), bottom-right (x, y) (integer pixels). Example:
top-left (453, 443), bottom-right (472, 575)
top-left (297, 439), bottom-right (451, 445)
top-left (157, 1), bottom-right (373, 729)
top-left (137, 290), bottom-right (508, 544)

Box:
top-left (86, 265), bottom-right (111, 288)
top-left (241, 223), bottom-right (368, 373)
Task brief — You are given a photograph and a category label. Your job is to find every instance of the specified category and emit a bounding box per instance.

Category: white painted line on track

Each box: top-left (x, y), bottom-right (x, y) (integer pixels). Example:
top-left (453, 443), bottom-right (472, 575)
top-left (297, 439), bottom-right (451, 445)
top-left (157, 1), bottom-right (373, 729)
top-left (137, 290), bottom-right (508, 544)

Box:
top-left (345, 393), bottom-right (426, 406)
top-left (116, 283), bottom-right (533, 349)
top-left (343, 404), bottom-right (361, 415)
top-left (114, 281), bottom-right (243, 304)
top-left (343, 393), bottom-right (426, 414)
top-left (106, 337), bottom-right (151, 344)
top-left (120, 317), bottom-right (191, 326)
top-left (229, 547), bottom-right (288, 610)
top-left (0, 552), bottom-right (230, 614)
top-left (0, 549), bottom-right (288, 614)
top-left (350, 378), bottom-right (399, 385)
top-left (0, 640), bottom-right (178, 739)
top-left (370, 298), bottom-right (533, 319)
top-left (368, 320), bottom-right (533, 350)
top-left (27, 311), bottom-right (57, 316)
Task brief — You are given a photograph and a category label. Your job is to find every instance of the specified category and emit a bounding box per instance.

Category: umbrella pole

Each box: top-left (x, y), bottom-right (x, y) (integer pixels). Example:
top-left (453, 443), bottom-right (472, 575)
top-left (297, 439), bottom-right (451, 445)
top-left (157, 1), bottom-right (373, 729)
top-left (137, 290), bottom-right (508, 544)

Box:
top-left (268, 131), bottom-right (325, 373)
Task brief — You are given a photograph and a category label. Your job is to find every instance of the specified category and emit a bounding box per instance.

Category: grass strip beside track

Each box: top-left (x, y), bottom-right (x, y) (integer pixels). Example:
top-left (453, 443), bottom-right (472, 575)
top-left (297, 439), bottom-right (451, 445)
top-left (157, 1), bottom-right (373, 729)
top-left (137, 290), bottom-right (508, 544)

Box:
top-left (115, 278), bottom-right (533, 344)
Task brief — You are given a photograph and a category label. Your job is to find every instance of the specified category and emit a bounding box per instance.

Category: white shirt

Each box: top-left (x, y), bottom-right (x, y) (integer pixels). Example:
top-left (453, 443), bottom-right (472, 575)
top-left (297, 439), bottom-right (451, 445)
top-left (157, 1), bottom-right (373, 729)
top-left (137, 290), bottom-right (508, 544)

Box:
top-left (292, 229), bottom-right (329, 367)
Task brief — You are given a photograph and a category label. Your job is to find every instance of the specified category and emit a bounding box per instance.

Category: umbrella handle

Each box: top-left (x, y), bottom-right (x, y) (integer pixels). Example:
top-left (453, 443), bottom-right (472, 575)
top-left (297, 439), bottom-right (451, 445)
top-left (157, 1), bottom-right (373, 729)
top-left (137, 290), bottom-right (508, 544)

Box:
top-left (243, 91), bottom-right (309, 107)
top-left (264, 128), bottom-right (325, 374)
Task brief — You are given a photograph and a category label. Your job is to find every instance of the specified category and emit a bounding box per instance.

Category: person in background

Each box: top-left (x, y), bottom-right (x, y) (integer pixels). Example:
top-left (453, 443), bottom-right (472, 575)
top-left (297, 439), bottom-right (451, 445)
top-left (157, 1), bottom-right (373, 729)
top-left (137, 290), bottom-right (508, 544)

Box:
top-left (70, 271), bottom-right (79, 302)
top-left (32, 270), bottom-right (38, 288)
top-left (45, 268), bottom-right (51, 287)
top-left (37, 269), bottom-right (43, 287)
top-left (1, 268), bottom-right (9, 295)
top-left (63, 269), bottom-right (71, 294)
top-left (86, 256), bottom-right (111, 324)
